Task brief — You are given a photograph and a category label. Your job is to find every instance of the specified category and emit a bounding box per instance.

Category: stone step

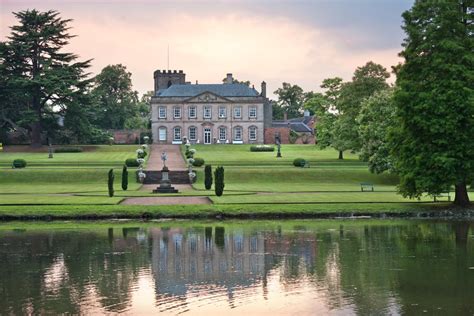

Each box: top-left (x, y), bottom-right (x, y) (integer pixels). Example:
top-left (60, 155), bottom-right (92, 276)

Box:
top-left (139, 170), bottom-right (191, 184)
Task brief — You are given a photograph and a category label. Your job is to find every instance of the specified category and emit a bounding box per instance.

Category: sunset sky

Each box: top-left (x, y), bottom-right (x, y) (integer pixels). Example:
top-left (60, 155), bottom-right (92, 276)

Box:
top-left (0, 0), bottom-right (413, 97)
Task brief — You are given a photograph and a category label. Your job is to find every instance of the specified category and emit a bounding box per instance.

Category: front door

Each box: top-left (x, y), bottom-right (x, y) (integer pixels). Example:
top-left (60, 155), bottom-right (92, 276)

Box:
top-left (204, 128), bottom-right (212, 144)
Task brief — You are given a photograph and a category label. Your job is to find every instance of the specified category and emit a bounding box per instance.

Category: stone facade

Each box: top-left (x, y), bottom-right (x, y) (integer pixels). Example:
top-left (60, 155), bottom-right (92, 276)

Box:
top-left (151, 70), bottom-right (272, 145)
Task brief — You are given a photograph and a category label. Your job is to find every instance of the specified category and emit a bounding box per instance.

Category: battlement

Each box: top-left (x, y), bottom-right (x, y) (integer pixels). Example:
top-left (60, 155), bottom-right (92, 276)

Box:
top-left (154, 69), bottom-right (186, 92)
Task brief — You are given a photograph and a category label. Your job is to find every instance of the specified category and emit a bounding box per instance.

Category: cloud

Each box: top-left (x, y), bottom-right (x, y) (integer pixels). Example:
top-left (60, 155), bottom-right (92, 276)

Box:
top-left (0, 0), bottom-right (410, 96)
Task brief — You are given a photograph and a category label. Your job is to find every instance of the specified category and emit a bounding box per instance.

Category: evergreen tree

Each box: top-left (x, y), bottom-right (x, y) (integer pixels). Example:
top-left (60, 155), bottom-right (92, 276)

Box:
top-left (392, 0), bottom-right (474, 206)
top-left (214, 166), bottom-right (225, 197)
top-left (2, 9), bottom-right (92, 147)
top-left (122, 165), bottom-right (128, 191)
top-left (204, 165), bottom-right (213, 190)
top-left (108, 169), bottom-right (114, 197)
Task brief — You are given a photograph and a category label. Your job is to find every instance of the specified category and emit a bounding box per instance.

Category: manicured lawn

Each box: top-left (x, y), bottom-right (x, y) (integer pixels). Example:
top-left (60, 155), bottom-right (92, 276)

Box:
top-left (0, 145), bottom-right (141, 168)
top-left (186, 144), bottom-right (361, 166)
top-left (0, 144), bottom-right (471, 218)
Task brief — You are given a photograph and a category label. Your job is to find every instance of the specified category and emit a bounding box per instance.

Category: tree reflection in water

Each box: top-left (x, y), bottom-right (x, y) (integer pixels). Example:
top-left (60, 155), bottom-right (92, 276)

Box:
top-left (0, 220), bottom-right (473, 315)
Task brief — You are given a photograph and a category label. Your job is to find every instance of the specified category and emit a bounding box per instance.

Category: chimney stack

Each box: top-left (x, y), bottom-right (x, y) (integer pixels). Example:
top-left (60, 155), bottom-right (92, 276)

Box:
top-left (225, 73), bottom-right (233, 84)
top-left (261, 81), bottom-right (266, 97)
top-left (304, 109), bottom-right (310, 117)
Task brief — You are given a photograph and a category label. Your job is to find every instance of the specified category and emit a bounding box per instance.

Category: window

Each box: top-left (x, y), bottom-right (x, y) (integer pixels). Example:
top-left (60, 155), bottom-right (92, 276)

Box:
top-left (174, 107), bottom-right (181, 119)
top-left (188, 106), bottom-right (196, 119)
top-left (234, 106), bottom-right (242, 118)
top-left (219, 127), bottom-right (227, 141)
top-left (218, 106), bottom-right (227, 118)
top-left (159, 127), bottom-right (167, 141)
top-left (249, 126), bottom-right (257, 141)
top-left (189, 126), bottom-right (197, 141)
top-left (249, 106), bottom-right (257, 119)
top-left (233, 127), bottom-right (242, 141)
top-left (159, 107), bottom-right (167, 119)
top-left (204, 106), bottom-right (212, 119)
top-left (173, 127), bottom-right (181, 141)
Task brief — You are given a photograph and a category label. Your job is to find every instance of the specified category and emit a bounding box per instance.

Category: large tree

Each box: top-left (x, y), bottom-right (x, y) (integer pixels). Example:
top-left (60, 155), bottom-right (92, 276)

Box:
top-left (91, 64), bottom-right (140, 130)
top-left (1, 9), bottom-right (91, 147)
top-left (274, 83), bottom-right (304, 119)
top-left (358, 89), bottom-right (397, 174)
top-left (392, 0), bottom-right (474, 206)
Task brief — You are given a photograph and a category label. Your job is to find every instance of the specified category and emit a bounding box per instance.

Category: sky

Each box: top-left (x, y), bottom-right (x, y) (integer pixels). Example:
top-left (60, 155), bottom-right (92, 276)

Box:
top-left (0, 0), bottom-right (413, 97)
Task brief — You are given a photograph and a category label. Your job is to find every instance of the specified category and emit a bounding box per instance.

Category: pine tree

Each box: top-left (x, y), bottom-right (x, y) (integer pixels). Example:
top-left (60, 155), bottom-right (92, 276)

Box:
top-left (392, 0), bottom-right (474, 206)
top-left (3, 9), bottom-right (91, 147)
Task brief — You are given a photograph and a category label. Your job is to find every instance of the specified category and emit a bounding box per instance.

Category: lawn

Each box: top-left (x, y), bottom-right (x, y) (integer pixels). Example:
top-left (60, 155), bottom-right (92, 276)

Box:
top-left (0, 144), bottom-right (471, 219)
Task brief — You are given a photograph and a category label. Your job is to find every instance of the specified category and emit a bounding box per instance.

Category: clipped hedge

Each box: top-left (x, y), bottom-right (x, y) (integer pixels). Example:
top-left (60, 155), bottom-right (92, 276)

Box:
top-left (12, 159), bottom-right (27, 168)
top-left (125, 158), bottom-right (140, 167)
top-left (293, 158), bottom-right (306, 167)
top-left (192, 157), bottom-right (205, 167)
top-left (54, 147), bottom-right (83, 153)
top-left (250, 145), bottom-right (275, 152)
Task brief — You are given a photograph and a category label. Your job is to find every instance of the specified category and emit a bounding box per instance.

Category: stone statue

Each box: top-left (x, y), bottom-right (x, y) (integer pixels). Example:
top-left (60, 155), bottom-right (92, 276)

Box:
top-left (161, 151), bottom-right (167, 168)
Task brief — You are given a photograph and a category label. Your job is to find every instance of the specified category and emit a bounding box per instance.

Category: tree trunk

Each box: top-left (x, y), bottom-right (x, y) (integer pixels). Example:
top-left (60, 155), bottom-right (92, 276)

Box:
top-left (338, 150), bottom-right (343, 160)
top-left (454, 182), bottom-right (470, 207)
top-left (30, 121), bottom-right (42, 148)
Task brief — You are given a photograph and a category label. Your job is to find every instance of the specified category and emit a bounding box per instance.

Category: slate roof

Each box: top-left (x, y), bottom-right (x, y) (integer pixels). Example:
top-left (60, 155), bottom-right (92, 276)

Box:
top-left (156, 83), bottom-right (259, 97)
top-left (272, 117), bottom-right (314, 133)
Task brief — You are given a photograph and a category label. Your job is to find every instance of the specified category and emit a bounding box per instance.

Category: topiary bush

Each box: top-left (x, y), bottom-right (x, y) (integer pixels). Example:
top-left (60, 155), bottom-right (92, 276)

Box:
top-left (250, 145), bottom-right (275, 152)
top-left (54, 147), bottom-right (83, 153)
top-left (108, 169), bottom-right (114, 197)
top-left (192, 157), bottom-right (205, 167)
top-left (214, 166), bottom-right (225, 196)
top-left (204, 165), bottom-right (213, 190)
top-left (122, 165), bottom-right (128, 191)
top-left (125, 158), bottom-right (140, 167)
top-left (12, 159), bottom-right (27, 168)
top-left (293, 158), bottom-right (306, 167)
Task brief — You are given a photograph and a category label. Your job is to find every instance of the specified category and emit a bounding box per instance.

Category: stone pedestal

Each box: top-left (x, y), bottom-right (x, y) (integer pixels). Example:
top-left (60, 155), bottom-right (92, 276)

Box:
top-left (153, 166), bottom-right (179, 193)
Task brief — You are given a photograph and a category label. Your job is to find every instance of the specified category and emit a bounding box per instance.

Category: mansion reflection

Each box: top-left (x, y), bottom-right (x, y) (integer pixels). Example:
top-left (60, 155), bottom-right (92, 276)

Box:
top-left (149, 226), bottom-right (317, 299)
top-left (0, 222), bottom-right (473, 315)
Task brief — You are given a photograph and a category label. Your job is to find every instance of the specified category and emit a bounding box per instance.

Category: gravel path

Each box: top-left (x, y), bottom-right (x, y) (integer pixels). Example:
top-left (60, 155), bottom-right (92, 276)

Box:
top-left (146, 144), bottom-right (187, 171)
top-left (121, 196), bottom-right (211, 205)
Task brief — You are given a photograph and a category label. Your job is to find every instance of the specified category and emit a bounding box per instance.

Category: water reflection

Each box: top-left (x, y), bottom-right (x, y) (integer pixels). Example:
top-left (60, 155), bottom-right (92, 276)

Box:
top-left (0, 220), bottom-right (473, 315)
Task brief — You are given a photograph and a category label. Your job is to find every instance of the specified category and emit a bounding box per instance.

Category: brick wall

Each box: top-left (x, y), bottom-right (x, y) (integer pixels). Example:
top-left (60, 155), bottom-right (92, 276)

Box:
top-left (111, 129), bottom-right (143, 144)
top-left (264, 127), bottom-right (290, 144)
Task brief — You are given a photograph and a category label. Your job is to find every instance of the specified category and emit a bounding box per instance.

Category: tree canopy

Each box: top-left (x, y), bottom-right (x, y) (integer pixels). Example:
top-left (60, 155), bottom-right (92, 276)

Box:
top-left (391, 0), bottom-right (474, 206)
top-left (0, 9), bottom-right (92, 147)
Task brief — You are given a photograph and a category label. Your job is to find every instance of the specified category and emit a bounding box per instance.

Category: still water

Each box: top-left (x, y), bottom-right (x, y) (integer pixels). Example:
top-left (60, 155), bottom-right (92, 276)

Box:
top-left (0, 220), bottom-right (473, 315)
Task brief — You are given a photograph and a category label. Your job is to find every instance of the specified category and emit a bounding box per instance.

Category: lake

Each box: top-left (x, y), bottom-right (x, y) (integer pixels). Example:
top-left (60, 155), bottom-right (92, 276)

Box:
top-left (0, 219), bottom-right (473, 315)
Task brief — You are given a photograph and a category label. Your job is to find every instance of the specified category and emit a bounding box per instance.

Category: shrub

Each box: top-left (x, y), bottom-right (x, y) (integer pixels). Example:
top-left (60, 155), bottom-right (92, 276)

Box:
top-left (12, 159), bottom-right (27, 168)
top-left (108, 169), bottom-right (114, 197)
top-left (214, 166), bottom-right (225, 196)
top-left (192, 157), bottom-right (205, 167)
top-left (136, 149), bottom-right (147, 159)
top-left (122, 165), bottom-right (128, 191)
top-left (54, 147), bottom-right (83, 153)
top-left (204, 165), bottom-right (213, 190)
top-left (289, 130), bottom-right (298, 144)
top-left (125, 158), bottom-right (140, 167)
top-left (293, 158), bottom-right (306, 167)
top-left (250, 145), bottom-right (275, 152)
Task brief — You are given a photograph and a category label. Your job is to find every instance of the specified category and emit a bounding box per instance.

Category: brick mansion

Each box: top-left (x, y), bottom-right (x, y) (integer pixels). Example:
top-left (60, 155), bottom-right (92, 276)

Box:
top-left (150, 70), bottom-right (314, 145)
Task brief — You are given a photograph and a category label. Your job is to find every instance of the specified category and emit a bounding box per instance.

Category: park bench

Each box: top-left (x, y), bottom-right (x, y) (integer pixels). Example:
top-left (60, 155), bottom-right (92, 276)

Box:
top-left (360, 182), bottom-right (374, 192)
top-left (433, 192), bottom-right (451, 202)
top-left (303, 161), bottom-right (310, 168)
